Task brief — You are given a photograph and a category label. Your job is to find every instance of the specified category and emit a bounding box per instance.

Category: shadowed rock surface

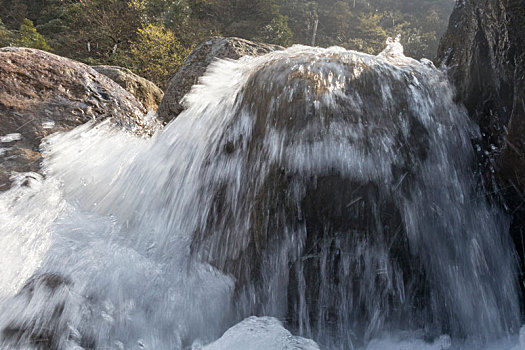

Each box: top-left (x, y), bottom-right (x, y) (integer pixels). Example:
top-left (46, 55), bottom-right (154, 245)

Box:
top-left (0, 47), bottom-right (160, 191)
top-left (156, 37), bottom-right (283, 124)
top-left (93, 65), bottom-right (164, 112)
top-left (437, 0), bottom-right (525, 286)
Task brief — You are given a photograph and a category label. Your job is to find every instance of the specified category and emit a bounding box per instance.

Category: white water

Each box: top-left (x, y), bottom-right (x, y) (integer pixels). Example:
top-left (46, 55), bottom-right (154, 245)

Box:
top-left (0, 41), bottom-right (522, 349)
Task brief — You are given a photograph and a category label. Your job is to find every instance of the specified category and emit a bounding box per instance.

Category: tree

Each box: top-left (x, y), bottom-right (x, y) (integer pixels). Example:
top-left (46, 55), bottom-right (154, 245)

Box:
top-left (74, 0), bottom-right (142, 63)
top-left (0, 19), bottom-right (12, 47)
top-left (128, 23), bottom-right (191, 88)
top-left (14, 18), bottom-right (50, 50)
top-left (254, 14), bottom-right (293, 46)
top-left (277, 0), bottom-right (318, 45)
top-left (200, 0), bottom-right (292, 46)
top-left (0, 0), bottom-right (28, 28)
top-left (0, 0), bottom-right (456, 82)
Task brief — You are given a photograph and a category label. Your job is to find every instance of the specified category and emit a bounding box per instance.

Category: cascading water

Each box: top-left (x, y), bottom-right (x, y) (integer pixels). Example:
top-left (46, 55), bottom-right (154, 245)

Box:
top-left (0, 40), bottom-right (522, 350)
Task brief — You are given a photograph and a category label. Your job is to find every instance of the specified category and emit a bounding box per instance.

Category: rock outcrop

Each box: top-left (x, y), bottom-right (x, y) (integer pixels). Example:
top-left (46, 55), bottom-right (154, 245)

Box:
top-left (437, 0), bottom-right (525, 277)
top-left (93, 65), bottom-right (164, 112)
top-left (156, 37), bottom-right (283, 124)
top-left (187, 47), bottom-right (512, 346)
top-left (0, 47), bottom-right (160, 191)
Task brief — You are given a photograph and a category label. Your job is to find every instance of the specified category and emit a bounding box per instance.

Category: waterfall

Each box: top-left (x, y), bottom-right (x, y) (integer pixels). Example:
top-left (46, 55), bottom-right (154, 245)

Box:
top-left (0, 40), bottom-right (521, 350)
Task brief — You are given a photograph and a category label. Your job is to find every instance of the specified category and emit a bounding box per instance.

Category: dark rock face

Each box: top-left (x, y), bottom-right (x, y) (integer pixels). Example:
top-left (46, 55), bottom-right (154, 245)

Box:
top-left (156, 37), bottom-right (283, 124)
top-left (93, 65), bottom-right (164, 112)
top-left (437, 0), bottom-right (525, 284)
top-left (0, 47), bottom-right (160, 191)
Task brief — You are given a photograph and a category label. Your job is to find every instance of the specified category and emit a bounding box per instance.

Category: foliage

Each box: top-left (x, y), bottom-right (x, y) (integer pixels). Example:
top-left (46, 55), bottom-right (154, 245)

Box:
top-left (0, 18), bottom-right (14, 47)
top-left (13, 18), bottom-right (50, 51)
top-left (254, 14), bottom-right (293, 46)
top-left (0, 0), bottom-right (455, 86)
top-left (128, 23), bottom-right (191, 87)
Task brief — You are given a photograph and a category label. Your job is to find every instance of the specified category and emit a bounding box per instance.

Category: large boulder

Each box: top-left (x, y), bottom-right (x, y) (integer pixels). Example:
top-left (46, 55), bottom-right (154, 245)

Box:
top-left (156, 37), bottom-right (283, 124)
top-left (0, 47), bottom-right (160, 191)
top-left (188, 46), bottom-right (516, 346)
top-left (437, 0), bottom-right (525, 279)
top-left (92, 65), bottom-right (164, 112)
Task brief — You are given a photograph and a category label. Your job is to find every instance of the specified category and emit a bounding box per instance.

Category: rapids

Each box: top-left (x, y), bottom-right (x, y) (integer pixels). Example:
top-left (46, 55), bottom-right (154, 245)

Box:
top-left (0, 39), bottom-right (523, 349)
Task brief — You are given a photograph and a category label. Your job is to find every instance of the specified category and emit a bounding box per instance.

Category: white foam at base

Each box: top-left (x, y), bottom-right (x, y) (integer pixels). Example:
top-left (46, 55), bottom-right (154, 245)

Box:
top-left (201, 317), bottom-right (320, 350)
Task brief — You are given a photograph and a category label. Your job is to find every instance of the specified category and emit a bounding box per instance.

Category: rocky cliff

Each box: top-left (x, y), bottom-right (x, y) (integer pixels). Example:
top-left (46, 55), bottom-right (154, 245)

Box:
top-left (438, 0), bottom-right (525, 284)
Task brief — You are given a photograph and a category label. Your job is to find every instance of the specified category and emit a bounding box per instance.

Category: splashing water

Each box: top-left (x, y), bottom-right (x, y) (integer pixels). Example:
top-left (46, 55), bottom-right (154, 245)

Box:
top-left (0, 41), bottom-right (522, 349)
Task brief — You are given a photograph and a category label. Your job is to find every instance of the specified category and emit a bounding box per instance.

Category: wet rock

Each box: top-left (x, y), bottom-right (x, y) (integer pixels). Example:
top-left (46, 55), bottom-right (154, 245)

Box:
top-left (0, 273), bottom-right (80, 350)
top-left (0, 47), bottom-right (161, 191)
top-left (156, 37), bottom-right (283, 124)
top-left (20, 273), bottom-right (73, 294)
top-left (93, 65), bottom-right (164, 112)
top-left (437, 0), bottom-right (525, 285)
top-left (202, 316), bottom-right (320, 350)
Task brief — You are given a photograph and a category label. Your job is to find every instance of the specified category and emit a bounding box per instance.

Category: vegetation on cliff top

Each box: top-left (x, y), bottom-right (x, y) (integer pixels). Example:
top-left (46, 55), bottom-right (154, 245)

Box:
top-left (0, 0), bottom-right (454, 88)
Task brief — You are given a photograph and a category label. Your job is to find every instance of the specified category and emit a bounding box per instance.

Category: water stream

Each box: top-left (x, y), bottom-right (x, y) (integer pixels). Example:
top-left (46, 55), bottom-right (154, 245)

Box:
top-left (0, 40), bottom-right (522, 349)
